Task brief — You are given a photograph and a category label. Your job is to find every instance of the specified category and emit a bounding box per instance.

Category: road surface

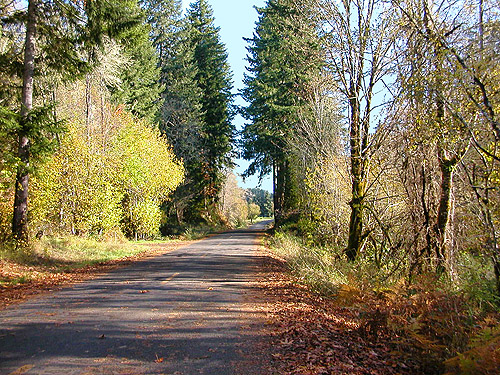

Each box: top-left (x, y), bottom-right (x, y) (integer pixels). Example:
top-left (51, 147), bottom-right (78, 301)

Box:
top-left (0, 221), bottom-right (272, 375)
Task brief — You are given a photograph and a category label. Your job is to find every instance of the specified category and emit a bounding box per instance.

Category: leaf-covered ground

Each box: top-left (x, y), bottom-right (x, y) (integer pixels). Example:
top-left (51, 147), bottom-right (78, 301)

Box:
top-left (253, 246), bottom-right (479, 375)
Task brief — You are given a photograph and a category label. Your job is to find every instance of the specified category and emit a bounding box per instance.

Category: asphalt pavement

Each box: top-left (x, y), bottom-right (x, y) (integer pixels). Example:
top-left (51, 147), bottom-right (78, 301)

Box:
top-left (0, 220), bottom-right (273, 375)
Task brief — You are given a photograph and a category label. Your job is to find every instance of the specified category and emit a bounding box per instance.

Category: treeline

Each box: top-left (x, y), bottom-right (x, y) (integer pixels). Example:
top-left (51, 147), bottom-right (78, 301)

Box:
top-left (219, 172), bottom-right (273, 227)
top-left (242, 0), bottom-right (500, 297)
top-left (0, 0), bottom-right (242, 243)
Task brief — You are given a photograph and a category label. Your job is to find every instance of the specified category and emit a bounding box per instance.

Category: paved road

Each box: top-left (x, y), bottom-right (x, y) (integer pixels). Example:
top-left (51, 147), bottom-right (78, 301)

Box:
top-left (0, 221), bottom-right (272, 375)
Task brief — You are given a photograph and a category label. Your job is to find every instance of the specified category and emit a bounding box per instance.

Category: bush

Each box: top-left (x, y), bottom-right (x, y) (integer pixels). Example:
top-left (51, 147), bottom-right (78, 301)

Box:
top-left (0, 187), bottom-right (13, 242)
top-left (30, 120), bottom-right (124, 237)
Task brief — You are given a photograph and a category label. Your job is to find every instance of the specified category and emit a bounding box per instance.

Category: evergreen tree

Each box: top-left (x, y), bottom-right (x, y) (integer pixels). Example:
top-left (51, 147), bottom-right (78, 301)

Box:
top-left (241, 0), bottom-right (322, 224)
top-left (186, 0), bottom-right (234, 221)
top-left (140, 0), bottom-right (205, 224)
top-left (110, 13), bottom-right (162, 123)
top-left (247, 188), bottom-right (273, 218)
top-left (140, 0), bottom-right (182, 64)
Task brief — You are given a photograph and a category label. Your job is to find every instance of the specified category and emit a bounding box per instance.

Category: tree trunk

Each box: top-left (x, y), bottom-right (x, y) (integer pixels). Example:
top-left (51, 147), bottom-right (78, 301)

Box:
top-left (85, 74), bottom-right (91, 140)
top-left (273, 159), bottom-right (285, 225)
top-left (433, 149), bottom-right (457, 271)
top-left (12, 0), bottom-right (36, 242)
top-left (494, 257), bottom-right (500, 297)
top-left (346, 82), bottom-right (366, 261)
top-left (282, 155), bottom-right (299, 219)
top-left (347, 197), bottom-right (364, 261)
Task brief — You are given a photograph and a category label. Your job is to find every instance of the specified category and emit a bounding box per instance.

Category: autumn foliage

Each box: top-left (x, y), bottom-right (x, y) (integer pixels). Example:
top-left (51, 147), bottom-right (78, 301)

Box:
top-left (267, 231), bottom-right (500, 374)
top-left (1, 77), bottom-right (183, 241)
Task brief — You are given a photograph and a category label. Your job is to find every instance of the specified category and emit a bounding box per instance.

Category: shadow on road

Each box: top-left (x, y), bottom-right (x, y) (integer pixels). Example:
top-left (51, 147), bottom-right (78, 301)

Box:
top-left (0, 223), bottom-right (274, 375)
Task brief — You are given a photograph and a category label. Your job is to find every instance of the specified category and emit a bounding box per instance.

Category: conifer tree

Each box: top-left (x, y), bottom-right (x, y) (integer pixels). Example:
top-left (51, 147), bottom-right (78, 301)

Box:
top-left (110, 17), bottom-right (162, 122)
top-left (140, 0), bottom-right (205, 224)
top-left (186, 0), bottom-right (234, 220)
top-left (241, 0), bottom-right (322, 224)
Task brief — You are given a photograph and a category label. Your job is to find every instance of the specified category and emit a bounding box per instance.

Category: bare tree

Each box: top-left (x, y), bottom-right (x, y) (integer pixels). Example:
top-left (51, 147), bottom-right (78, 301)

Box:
top-left (320, 0), bottom-right (398, 260)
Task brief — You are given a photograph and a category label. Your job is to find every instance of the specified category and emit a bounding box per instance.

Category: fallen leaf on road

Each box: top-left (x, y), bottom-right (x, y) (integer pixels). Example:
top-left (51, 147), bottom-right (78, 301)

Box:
top-left (8, 365), bottom-right (34, 375)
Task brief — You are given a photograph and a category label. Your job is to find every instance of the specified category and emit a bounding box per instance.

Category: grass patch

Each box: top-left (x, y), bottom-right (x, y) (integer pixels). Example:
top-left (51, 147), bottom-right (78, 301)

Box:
top-left (269, 231), bottom-right (344, 295)
top-left (269, 230), bottom-right (388, 296)
top-left (0, 274), bottom-right (31, 286)
top-left (0, 235), bottom-right (179, 289)
top-left (181, 226), bottom-right (213, 241)
top-left (34, 237), bottom-right (146, 270)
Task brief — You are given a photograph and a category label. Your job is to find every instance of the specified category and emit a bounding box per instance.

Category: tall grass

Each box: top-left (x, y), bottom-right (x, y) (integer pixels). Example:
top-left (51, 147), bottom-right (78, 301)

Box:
top-left (1, 236), bottom-right (147, 270)
top-left (270, 231), bottom-right (345, 295)
top-left (34, 237), bottom-right (146, 268)
top-left (269, 230), bottom-right (407, 296)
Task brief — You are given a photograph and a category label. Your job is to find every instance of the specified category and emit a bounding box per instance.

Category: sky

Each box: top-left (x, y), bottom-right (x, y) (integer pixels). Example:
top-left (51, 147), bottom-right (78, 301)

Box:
top-left (181, 0), bottom-right (273, 192)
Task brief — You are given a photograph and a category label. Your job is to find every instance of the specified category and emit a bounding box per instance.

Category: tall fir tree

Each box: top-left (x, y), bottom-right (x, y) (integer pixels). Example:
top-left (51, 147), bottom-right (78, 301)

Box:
top-left (110, 12), bottom-right (162, 123)
top-left (140, 0), bottom-right (205, 224)
top-left (140, 0), bottom-right (182, 64)
top-left (186, 0), bottom-right (234, 221)
top-left (241, 0), bottom-right (322, 224)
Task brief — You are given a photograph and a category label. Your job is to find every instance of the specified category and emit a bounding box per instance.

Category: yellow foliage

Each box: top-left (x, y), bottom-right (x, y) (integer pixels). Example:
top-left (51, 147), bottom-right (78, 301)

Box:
top-left (113, 110), bottom-right (184, 203)
top-left (0, 186), bottom-right (13, 241)
top-left (31, 119), bottom-right (123, 236)
top-left (336, 283), bottom-right (363, 305)
top-left (219, 171), bottom-right (248, 228)
top-left (30, 104), bottom-right (184, 239)
top-left (304, 155), bottom-right (350, 244)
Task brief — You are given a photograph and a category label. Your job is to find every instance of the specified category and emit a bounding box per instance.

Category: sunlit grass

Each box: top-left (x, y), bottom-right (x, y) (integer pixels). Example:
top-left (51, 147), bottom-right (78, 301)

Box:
top-left (34, 236), bottom-right (146, 270)
top-left (0, 235), bottom-right (179, 288)
top-left (269, 231), bottom-right (348, 296)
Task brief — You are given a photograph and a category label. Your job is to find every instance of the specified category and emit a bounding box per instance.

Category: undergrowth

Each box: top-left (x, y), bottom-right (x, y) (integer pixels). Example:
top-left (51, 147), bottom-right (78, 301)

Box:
top-left (1, 236), bottom-right (144, 267)
top-left (35, 237), bottom-right (147, 269)
top-left (269, 230), bottom-right (500, 374)
top-left (181, 226), bottom-right (214, 241)
top-left (0, 235), bottom-right (154, 288)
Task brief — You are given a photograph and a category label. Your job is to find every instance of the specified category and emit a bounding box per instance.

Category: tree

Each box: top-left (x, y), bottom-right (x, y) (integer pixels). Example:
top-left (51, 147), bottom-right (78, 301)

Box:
top-left (186, 0), bottom-right (235, 220)
top-left (320, 0), bottom-right (397, 260)
top-left (247, 188), bottom-right (274, 218)
top-left (114, 110), bottom-right (184, 239)
top-left (219, 170), bottom-right (248, 228)
top-left (31, 80), bottom-right (184, 239)
top-left (4, 0), bottom-right (139, 242)
top-left (393, 0), bottom-right (500, 286)
top-left (140, 0), bottom-right (206, 224)
top-left (247, 203), bottom-right (261, 224)
top-left (140, 0), bottom-right (182, 64)
top-left (285, 74), bottom-right (349, 244)
top-left (110, 16), bottom-right (162, 122)
top-left (241, 0), bottom-right (322, 225)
